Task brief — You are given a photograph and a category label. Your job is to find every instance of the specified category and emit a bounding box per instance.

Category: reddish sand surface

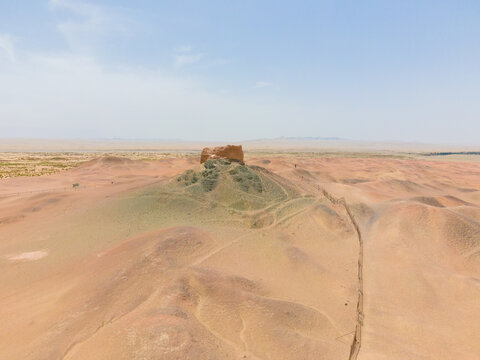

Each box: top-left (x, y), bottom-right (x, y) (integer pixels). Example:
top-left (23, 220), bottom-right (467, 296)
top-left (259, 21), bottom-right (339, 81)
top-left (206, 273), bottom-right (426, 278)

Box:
top-left (1, 155), bottom-right (479, 359)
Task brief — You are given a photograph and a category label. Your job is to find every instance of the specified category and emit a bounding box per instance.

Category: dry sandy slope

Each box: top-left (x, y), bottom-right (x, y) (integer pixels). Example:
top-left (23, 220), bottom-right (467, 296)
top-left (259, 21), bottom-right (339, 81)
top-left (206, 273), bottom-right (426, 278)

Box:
top-left (1, 155), bottom-right (480, 359)
top-left (253, 156), bottom-right (480, 360)
top-left (0, 156), bottom-right (358, 360)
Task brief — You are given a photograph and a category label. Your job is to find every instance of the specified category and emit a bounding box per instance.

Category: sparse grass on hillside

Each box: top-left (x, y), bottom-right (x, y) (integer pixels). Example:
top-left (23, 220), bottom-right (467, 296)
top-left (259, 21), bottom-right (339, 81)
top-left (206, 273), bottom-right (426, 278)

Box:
top-left (177, 159), bottom-right (264, 194)
top-left (175, 159), bottom-right (299, 213)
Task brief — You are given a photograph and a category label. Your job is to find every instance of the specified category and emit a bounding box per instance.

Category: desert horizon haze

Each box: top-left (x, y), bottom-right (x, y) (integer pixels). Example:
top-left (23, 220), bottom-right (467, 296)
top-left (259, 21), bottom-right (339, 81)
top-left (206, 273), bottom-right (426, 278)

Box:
top-left (1, 1), bottom-right (480, 360)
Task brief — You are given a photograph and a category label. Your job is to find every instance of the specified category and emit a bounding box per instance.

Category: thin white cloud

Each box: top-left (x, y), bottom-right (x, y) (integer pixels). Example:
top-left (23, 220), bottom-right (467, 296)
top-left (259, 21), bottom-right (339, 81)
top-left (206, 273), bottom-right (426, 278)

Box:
top-left (0, 34), bottom-right (15, 63)
top-left (253, 81), bottom-right (270, 89)
top-left (49, 0), bottom-right (97, 14)
top-left (175, 53), bottom-right (203, 67)
top-left (172, 45), bottom-right (204, 67)
top-left (49, 0), bottom-right (129, 52)
top-left (0, 3), bottom-right (336, 142)
top-left (0, 52), bottom-right (294, 139)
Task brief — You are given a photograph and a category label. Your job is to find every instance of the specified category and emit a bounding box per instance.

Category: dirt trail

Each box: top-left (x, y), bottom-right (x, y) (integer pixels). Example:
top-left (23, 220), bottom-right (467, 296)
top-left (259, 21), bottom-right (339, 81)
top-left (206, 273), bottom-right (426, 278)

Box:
top-left (320, 188), bottom-right (364, 360)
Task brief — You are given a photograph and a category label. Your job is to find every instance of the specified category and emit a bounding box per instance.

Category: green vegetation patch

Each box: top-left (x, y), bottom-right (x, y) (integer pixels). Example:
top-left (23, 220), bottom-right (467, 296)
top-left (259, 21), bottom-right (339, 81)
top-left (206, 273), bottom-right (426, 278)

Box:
top-left (177, 169), bottom-right (199, 186)
top-left (177, 159), bottom-right (263, 194)
top-left (228, 163), bottom-right (263, 193)
top-left (173, 159), bottom-right (305, 214)
top-left (200, 159), bottom-right (222, 191)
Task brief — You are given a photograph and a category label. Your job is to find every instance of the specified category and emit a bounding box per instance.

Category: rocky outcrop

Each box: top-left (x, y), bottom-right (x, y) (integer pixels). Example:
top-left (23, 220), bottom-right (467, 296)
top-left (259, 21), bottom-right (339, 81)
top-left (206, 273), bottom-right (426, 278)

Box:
top-left (200, 145), bottom-right (244, 164)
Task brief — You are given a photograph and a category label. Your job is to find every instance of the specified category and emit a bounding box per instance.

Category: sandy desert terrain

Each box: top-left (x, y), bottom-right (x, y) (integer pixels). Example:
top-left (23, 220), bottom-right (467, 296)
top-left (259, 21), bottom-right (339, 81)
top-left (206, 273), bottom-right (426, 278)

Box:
top-left (1, 150), bottom-right (480, 360)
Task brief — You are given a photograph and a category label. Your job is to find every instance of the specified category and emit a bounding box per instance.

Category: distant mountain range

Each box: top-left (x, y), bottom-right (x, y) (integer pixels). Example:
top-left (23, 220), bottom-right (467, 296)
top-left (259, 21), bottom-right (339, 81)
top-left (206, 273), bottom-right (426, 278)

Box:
top-left (246, 136), bottom-right (343, 142)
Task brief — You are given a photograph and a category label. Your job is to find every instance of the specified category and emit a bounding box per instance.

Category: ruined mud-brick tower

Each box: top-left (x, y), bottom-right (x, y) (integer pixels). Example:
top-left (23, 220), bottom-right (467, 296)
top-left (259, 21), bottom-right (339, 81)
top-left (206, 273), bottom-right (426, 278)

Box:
top-left (200, 145), bottom-right (244, 164)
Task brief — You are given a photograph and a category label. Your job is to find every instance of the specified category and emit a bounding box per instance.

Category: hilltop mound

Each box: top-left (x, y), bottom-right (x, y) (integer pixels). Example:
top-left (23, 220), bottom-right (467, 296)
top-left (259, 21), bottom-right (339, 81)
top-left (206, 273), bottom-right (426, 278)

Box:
top-left (175, 159), bottom-right (298, 211)
top-left (178, 159), bottom-right (261, 193)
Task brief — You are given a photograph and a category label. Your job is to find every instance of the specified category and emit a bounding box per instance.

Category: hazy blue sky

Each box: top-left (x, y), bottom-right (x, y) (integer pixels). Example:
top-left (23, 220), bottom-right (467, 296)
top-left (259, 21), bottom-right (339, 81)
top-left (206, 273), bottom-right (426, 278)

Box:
top-left (0, 0), bottom-right (479, 143)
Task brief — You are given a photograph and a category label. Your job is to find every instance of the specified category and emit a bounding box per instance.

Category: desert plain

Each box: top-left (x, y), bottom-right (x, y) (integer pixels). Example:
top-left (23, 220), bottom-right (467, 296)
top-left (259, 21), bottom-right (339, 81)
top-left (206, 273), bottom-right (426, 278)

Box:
top-left (1, 141), bottom-right (479, 360)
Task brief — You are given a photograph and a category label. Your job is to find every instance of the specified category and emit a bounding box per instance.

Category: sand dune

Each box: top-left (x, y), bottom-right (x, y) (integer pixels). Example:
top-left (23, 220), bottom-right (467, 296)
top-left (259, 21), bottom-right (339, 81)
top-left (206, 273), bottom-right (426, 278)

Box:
top-left (1, 155), bottom-right (479, 359)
